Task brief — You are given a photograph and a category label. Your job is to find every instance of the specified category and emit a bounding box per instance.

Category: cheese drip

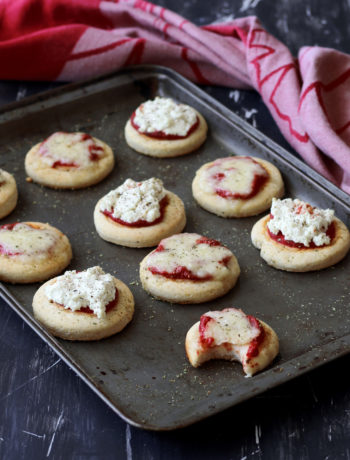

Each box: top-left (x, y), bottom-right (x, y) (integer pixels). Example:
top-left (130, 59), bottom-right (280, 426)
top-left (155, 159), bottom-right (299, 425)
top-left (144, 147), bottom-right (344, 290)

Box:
top-left (0, 223), bottom-right (57, 258)
top-left (0, 169), bottom-right (6, 184)
top-left (39, 132), bottom-right (103, 167)
top-left (200, 157), bottom-right (268, 197)
top-left (147, 233), bottom-right (233, 280)
top-left (202, 309), bottom-right (260, 346)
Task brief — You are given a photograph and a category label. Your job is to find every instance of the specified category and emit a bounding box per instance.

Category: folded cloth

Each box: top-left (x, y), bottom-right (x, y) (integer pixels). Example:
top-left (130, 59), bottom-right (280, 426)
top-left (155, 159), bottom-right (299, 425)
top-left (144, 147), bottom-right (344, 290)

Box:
top-left (1, 0), bottom-right (349, 193)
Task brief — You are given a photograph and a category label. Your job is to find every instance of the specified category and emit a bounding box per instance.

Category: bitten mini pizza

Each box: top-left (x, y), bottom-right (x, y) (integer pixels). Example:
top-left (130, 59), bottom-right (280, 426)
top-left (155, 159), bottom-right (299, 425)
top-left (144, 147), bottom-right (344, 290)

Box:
top-left (25, 132), bottom-right (114, 189)
top-left (33, 266), bottom-right (134, 341)
top-left (0, 169), bottom-right (18, 219)
top-left (94, 177), bottom-right (186, 248)
top-left (124, 97), bottom-right (208, 158)
top-left (192, 156), bottom-right (284, 217)
top-left (140, 233), bottom-right (240, 304)
top-left (251, 198), bottom-right (350, 272)
top-left (185, 307), bottom-right (279, 377)
top-left (0, 222), bottom-right (72, 283)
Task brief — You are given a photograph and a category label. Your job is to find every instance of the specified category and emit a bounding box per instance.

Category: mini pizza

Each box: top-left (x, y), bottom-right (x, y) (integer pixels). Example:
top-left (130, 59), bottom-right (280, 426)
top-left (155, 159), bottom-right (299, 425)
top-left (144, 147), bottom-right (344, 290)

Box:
top-left (185, 307), bottom-right (279, 377)
top-left (0, 169), bottom-right (18, 219)
top-left (140, 233), bottom-right (240, 304)
top-left (94, 177), bottom-right (186, 248)
top-left (25, 132), bottom-right (114, 189)
top-left (192, 156), bottom-right (284, 218)
top-left (33, 266), bottom-right (134, 341)
top-left (124, 97), bottom-right (207, 158)
top-left (251, 197), bottom-right (350, 272)
top-left (0, 222), bottom-right (72, 283)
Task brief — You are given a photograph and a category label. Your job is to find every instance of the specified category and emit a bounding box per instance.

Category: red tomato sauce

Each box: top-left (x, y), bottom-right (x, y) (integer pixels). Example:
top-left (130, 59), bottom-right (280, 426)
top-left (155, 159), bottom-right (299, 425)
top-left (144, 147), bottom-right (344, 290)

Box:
top-left (199, 315), bottom-right (215, 347)
top-left (246, 315), bottom-right (265, 360)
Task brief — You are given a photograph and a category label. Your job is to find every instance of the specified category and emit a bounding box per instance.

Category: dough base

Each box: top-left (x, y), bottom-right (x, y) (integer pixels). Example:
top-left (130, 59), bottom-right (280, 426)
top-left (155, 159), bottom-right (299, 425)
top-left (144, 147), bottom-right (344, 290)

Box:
top-left (192, 157), bottom-right (284, 218)
top-left (0, 171), bottom-right (18, 219)
top-left (25, 136), bottom-right (114, 189)
top-left (185, 319), bottom-right (279, 376)
top-left (0, 222), bottom-right (72, 283)
top-left (251, 215), bottom-right (350, 272)
top-left (140, 255), bottom-right (240, 304)
top-left (33, 277), bottom-right (134, 341)
top-left (94, 191), bottom-right (186, 248)
top-left (124, 112), bottom-right (207, 158)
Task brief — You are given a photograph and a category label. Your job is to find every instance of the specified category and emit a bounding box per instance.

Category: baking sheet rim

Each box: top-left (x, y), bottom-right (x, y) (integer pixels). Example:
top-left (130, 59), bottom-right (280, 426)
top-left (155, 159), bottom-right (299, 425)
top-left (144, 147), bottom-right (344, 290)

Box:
top-left (0, 65), bottom-right (350, 430)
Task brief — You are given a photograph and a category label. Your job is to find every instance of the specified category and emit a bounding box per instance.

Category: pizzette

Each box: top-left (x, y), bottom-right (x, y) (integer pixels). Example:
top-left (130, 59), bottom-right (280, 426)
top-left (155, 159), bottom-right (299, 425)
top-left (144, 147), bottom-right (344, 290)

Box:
top-left (192, 156), bottom-right (284, 217)
top-left (251, 198), bottom-right (350, 272)
top-left (0, 222), bottom-right (72, 283)
top-left (33, 266), bottom-right (134, 341)
top-left (94, 178), bottom-right (186, 248)
top-left (25, 132), bottom-right (114, 189)
top-left (0, 169), bottom-right (18, 219)
top-left (124, 97), bottom-right (208, 158)
top-left (185, 307), bottom-right (279, 377)
top-left (140, 233), bottom-right (240, 304)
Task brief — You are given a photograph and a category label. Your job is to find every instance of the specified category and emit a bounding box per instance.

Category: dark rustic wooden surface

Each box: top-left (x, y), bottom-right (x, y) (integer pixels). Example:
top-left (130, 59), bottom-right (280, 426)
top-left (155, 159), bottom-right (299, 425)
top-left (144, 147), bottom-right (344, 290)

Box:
top-left (1, 1), bottom-right (350, 459)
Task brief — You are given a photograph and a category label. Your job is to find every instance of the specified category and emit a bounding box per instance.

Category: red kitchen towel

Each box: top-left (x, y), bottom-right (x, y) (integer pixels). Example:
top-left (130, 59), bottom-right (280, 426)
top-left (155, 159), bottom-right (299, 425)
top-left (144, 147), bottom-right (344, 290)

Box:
top-left (1, 0), bottom-right (350, 193)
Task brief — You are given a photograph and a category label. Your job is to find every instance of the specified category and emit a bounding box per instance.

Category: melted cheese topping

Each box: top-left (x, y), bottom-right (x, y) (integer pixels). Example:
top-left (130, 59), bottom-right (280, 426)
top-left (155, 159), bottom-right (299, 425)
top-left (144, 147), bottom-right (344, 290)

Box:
top-left (39, 132), bottom-right (103, 167)
top-left (0, 223), bottom-right (57, 258)
top-left (267, 198), bottom-right (334, 247)
top-left (44, 266), bottom-right (115, 319)
top-left (0, 169), bottom-right (6, 184)
top-left (202, 308), bottom-right (260, 346)
top-left (133, 97), bottom-right (197, 136)
top-left (199, 157), bottom-right (268, 196)
top-left (99, 178), bottom-right (165, 223)
top-left (146, 233), bottom-right (233, 280)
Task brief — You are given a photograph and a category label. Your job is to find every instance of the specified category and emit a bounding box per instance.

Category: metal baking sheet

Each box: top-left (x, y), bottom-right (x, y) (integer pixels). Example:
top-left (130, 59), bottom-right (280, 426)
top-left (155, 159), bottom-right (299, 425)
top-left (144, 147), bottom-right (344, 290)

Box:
top-left (1, 66), bottom-right (350, 431)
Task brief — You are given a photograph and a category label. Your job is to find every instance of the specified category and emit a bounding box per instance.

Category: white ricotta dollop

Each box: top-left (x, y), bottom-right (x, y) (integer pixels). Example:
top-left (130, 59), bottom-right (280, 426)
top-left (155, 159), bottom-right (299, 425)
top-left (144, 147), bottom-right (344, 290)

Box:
top-left (99, 178), bottom-right (166, 224)
top-left (267, 198), bottom-right (334, 247)
top-left (133, 97), bottom-right (197, 136)
top-left (39, 132), bottom-right (103, 167)
top-left (146, 233), bottom-right (233, 280)
top-left (201, 308), bottom-right (260, 346)
top-left (0, 223), bottom-right (58, 259)
top-left (44, 266), bottom-right (116, 319)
